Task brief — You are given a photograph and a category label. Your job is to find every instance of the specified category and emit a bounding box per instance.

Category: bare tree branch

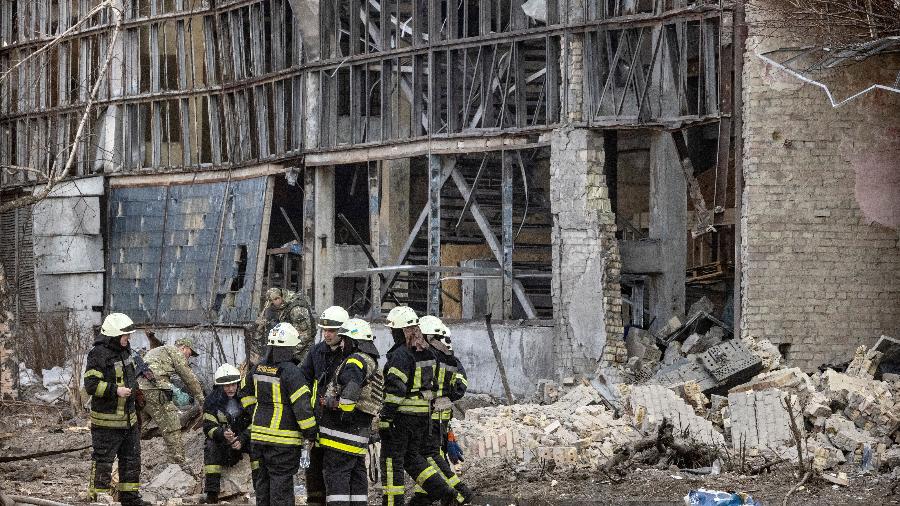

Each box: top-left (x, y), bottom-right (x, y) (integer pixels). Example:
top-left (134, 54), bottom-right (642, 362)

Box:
top-left (0, 1), bottom-right (112, 86)
top-left (0, 4), bottom-right (123, 215)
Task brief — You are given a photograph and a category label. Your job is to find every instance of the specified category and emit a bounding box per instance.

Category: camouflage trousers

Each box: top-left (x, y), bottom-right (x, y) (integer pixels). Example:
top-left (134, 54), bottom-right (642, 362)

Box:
top-left (142, 389), bottom-right (185, 465)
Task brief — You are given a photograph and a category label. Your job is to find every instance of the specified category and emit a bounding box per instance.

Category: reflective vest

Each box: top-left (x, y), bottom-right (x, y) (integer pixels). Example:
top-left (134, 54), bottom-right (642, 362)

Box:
top-left (240, 361), bottom-right (309, 446)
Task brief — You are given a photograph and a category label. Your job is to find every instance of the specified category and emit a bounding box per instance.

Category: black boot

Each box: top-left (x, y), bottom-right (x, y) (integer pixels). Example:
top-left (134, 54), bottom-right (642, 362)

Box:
top-left (203, 492), bottom-right (219, 504)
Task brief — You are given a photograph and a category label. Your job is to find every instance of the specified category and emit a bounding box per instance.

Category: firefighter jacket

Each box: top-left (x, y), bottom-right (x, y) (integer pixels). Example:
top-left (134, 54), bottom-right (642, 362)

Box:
top-left (296, 340), bottom-right (343, 432)
top-left (431, 348), bottom-right (468, 421)
top-left (318, 345), bottom-right (381, 456)
top-left (202, 386), bottom-right (251, 446)
top-left (137, 345), bottom-right (205, 403)
top-left (239, 359), bottom-right (310, 446)
top-left (381, 343), bottom-right (437, 420)
top-left (83, 336), bottom-right (138, 428)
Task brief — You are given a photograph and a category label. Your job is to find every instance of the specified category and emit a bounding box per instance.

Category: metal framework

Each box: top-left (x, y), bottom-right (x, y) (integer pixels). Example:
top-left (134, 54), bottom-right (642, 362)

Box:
top-left (1, 0), bottom-right (734, 180)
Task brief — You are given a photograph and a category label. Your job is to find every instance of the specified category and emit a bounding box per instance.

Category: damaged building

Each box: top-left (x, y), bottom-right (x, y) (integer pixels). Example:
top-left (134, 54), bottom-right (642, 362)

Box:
top-left (0, 0), bottom-right (898, 399)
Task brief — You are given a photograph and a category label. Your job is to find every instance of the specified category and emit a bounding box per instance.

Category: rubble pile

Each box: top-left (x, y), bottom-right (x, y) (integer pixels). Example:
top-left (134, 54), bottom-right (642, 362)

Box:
top-left (454, 385), bottom-right (643, 467)
top-left (455, 324), bottom-right (900, 480)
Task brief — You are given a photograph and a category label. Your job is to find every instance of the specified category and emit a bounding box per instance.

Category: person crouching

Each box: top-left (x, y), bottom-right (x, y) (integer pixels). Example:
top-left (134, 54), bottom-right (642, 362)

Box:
top-left (202, 363), bottom-right (251, 504)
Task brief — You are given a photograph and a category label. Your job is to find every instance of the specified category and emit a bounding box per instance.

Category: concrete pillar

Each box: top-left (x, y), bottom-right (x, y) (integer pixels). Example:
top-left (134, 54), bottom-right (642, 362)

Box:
top-left (313, 166), bottom-right (335, 311)
top-left (550, 127), bottom-right (624, 379)
top-left (379, 159), bottom-right (410, 266)
top-left (648, 132), bottom-right (686, 332)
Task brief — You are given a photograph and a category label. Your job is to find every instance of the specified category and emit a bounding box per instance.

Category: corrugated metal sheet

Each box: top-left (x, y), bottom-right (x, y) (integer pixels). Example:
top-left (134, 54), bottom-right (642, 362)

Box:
top-left (108, 177), bottom-right (267, 325)
top-left (0, 206), bottom-right (37, 326)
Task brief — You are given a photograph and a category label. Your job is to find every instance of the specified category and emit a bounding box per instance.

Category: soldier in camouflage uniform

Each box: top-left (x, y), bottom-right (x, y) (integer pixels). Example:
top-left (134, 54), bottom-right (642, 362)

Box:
top-left (254, 288), bottom-right (316, 362)
top-left (138, 337), bottom-right (206, 466)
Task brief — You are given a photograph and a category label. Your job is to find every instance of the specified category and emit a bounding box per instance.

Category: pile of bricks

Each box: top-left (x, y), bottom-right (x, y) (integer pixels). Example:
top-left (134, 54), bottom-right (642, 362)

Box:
top-left (455, 334), bottom-right (900, 477)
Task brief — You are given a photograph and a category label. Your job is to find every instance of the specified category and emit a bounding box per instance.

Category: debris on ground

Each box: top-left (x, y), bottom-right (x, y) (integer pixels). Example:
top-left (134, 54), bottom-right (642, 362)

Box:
top-left (455, 327), bottom-right (900, 496)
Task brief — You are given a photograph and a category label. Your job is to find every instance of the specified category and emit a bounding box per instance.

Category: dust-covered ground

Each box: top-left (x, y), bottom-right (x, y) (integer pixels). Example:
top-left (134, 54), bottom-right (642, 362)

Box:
top-left (1, 406), bottom-right (898, 505)
top-left (462, 459), bottom-right (899, 505)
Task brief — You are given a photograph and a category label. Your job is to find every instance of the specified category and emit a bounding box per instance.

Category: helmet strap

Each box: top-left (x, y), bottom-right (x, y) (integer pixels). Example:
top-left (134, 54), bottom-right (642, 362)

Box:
top-left (391, 328), bottom-right (405, 346)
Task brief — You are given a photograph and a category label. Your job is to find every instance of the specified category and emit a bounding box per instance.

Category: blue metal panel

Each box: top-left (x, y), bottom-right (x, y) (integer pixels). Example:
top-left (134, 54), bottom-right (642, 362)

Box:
top-left (107, 177), bottom-right (267, 325)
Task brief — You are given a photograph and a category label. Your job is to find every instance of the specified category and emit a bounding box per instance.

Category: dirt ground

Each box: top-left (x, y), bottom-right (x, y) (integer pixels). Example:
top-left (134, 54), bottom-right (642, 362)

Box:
top-left (1, 405), bottom-right (898, 505)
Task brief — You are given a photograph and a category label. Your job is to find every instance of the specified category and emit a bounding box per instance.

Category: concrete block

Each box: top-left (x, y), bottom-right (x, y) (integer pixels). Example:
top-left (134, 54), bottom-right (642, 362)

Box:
top-left (627, 384), bottom-right (725, 447)
top-left (727, 388), bottom-right (802, 452)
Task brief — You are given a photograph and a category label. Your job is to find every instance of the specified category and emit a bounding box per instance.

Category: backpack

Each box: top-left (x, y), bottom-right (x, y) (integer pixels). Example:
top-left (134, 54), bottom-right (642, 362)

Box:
top-left (327, 353), bottom-right (383, 416)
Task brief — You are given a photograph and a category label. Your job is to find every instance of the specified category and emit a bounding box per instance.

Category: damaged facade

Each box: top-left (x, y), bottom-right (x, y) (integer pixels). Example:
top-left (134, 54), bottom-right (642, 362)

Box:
top-left (0, 0), bottom-right (898, 399)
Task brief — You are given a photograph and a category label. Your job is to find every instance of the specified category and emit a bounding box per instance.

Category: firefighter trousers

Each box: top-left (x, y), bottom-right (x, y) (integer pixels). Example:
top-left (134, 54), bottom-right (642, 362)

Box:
top-left (380, 415), bottom-right (457, 506)
top-left (251, 444), bottom-right (302, 506)
top-left (90, 425), bottom-right (143, 505)
top-left (203, 439), bottom-right (245, 494)
top-left (305, 443), bottom-right (326, 505)
top-left (409, 419), bottom-right (471, 505)
top-left (322, 448), bottom-right (368, 505)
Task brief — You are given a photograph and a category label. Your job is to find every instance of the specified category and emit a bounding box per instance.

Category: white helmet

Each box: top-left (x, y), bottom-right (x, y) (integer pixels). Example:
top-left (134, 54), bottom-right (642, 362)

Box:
top-left (318, 306), bottom-right (350, 329)
top-left (385, 306), bottom-right (418, 329)
top-left (214, 364), bottom-right (241, 385)
top-left (101, 313), bottom-right (136, 337)
top-left (418, 315), bottom-right (446, 336)
top-left (437, 322), bottom-right (454, 351)
top-left (268, 323), bottom-right (300, 347)
top-left (338, 318), bottom-right (374, 341)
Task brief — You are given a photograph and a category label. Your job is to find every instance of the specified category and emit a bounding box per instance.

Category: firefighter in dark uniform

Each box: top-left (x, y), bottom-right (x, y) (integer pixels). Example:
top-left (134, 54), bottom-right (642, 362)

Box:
top-left (82, 313), bottom-right (149, 506)
top-left (379, 306), bottom-right (460, 506)
top-left (239, 323), bottom-right (316, 506)
top-left (296, 305), bottom-right (351, 506)
top-left (319, 318), bottom-right (383, 506)
top-left (202, 363), bottom-right (251, 504)
top-left (409, 316), bottom-right (473, 505)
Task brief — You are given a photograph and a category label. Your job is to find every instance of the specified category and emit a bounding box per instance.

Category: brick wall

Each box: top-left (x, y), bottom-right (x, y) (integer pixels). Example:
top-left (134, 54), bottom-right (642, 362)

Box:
top-left (550, 127), bottom-right (625, 377)
top-left (741, 4), bottom-right (900, 370)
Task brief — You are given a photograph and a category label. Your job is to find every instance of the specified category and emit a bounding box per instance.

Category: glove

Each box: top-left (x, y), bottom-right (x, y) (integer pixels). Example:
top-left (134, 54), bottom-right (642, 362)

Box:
top-left (171, 386), bottom-right (191, 407)
top-left (447, 431), bottom-right (464, 464)
top-left (302, 426), bottom-right (318, 441)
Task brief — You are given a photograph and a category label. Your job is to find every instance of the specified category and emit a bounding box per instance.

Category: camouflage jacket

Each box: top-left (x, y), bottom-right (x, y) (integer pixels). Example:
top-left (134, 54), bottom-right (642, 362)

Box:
top-left (255, 291), bottom-right (315, 358)
top-left (137, 345), bottom-right (205, 402)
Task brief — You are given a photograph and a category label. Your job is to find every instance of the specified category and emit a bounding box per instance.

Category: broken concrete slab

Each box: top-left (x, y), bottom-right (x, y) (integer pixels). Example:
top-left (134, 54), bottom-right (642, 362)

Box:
top-left (627, 384), bottom-right (725, 447)
top-left (727, 388), bottom-right (803, 454)
top-left (872, 335), bottom-right (900, 378)
top-left (654, 340), bottom-right (763, 394)
top-left (824, 414), bottom-right (877, 453)
top-left (729, 367), bottom-right (814, 398)
top-left (143, 463), bottom-right (198, 503)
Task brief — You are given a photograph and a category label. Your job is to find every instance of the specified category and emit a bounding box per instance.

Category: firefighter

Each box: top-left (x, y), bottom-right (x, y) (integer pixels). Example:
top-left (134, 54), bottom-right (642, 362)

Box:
top-left (409, 316), bottom-right (473, 505)
top-left (138, 337), bottom-right (205, 466)
top-left (319, 318), bottom-right (383, 506)
top-left (254, 288), bottom-right (316, 361)
top-left (297, 305), bottom-right (351, 506)
top-left (379, 306), bottom-right (459, 506)
top-left (83, 313), bottom-right (149, 505)
top-left (202, 363), bottom-right (251, 504)
top-left (240, 323), bottom-right (315, 506)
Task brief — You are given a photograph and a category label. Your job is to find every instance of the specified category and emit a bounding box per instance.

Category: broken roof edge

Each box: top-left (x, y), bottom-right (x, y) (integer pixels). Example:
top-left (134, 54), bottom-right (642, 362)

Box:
top-left (756, 37), bottom-right (900, 108)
